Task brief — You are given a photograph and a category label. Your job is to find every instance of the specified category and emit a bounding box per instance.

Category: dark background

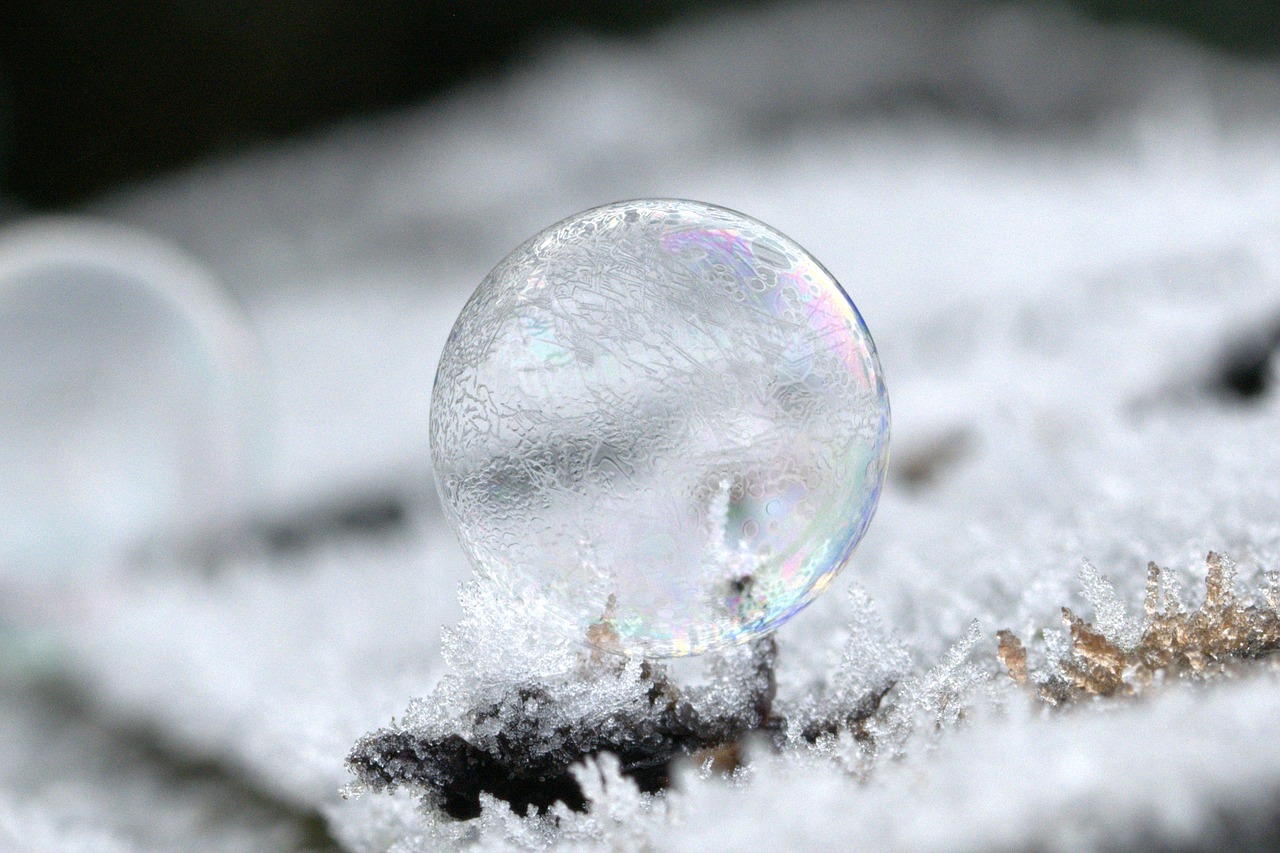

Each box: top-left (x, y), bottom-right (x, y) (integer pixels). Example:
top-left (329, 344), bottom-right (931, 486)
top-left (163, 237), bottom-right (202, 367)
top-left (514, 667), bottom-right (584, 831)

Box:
top-left (0, 0), bottom-right (1275, 210)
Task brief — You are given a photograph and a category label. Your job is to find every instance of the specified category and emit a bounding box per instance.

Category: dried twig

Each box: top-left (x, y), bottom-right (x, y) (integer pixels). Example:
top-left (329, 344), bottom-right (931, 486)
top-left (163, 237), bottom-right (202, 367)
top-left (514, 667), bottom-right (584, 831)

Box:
top-left (1000, 553), bottom-right (1280, 703)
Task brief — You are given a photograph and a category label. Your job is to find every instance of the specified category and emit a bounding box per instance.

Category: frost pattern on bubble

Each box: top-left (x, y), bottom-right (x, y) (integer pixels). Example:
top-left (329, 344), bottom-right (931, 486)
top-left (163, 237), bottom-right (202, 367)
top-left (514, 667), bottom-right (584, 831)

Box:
top-left (430, 199), bottom-right (889, 657)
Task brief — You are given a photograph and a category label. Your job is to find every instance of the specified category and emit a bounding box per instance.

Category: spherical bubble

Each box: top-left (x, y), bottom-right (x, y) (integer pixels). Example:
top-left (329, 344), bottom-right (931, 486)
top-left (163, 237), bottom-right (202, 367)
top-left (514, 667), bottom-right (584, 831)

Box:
top-left (0, 217), bottom-right (263, 577)
top-left (430, 200), bottom-right (889, 657)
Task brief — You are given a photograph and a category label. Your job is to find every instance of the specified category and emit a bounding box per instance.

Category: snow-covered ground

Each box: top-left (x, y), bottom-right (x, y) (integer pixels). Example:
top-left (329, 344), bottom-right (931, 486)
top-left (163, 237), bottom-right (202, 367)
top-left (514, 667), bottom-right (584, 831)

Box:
top-left (3, 1), bottom-right (1280, 849)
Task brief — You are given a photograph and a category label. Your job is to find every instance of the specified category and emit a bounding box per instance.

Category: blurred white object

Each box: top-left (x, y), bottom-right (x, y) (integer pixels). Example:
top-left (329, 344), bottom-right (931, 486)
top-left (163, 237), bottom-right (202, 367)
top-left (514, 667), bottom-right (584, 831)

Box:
top-left (0, 217), bottom-right (263, 578)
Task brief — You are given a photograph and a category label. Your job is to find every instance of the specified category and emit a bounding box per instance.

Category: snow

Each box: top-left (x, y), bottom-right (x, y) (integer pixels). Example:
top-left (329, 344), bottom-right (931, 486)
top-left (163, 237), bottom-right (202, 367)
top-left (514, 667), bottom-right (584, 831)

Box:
top-left (3, 0), bottom-right (1280, 849)
top-left (0, 686), bottom-right (320, 852)
top-left (668, 674), bottom-right (1280, 853)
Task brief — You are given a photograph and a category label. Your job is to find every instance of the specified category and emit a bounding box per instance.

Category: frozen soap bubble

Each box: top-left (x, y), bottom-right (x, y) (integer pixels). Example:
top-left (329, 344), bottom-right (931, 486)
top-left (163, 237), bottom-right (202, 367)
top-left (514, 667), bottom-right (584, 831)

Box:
top-left (431, 200), bottom-right (889, 657)
top-left (0, 218), bottom-right (262, 579)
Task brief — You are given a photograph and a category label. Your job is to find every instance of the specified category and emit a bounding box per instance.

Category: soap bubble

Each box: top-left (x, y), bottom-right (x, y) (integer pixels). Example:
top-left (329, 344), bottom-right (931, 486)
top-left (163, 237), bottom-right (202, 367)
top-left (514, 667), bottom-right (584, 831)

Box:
top-left (431, 200), bottom-right (888, 657)
top-left (0, 218), bottom-right (262, 579)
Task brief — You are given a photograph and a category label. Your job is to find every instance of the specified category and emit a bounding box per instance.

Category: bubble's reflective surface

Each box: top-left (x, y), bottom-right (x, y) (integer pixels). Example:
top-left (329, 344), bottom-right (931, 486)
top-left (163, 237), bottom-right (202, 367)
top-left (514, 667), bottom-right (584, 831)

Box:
top-left (431, 200), bottom-right (889, 657)
top-left (0, 218), bottom-right (261, 576)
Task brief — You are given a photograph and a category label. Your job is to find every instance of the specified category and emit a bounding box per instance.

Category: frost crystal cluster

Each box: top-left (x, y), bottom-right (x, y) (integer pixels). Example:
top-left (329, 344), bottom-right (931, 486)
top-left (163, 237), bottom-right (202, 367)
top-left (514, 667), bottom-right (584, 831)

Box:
top-left (430, 199), bottom-right (890, 657)
top-left (345, 578), bottom-right (925, 825)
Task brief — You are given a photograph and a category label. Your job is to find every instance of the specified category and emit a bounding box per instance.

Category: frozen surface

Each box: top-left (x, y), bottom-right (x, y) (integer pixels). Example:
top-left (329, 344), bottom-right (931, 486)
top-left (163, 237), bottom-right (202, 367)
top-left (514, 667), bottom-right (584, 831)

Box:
top-left (4, 0), bottom-right (1280, 849)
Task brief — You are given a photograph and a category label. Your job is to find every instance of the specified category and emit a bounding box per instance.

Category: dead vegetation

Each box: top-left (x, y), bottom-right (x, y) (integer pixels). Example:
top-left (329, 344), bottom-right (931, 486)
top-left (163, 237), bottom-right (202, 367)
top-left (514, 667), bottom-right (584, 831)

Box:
top-left (346, 627), bottom-right (905, 819)
top-left (999, 552), bottom-right (1280, 703)
top-left (347, 636), bottom-right (784, 819)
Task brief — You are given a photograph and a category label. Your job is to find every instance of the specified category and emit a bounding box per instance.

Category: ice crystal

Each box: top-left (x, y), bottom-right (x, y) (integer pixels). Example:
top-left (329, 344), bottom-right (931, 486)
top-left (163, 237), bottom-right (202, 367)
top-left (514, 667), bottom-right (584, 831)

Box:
top-left (1000, 553), bottom-right (1280, 702)
top-left (834, 586), bottom-right (913, 705)
top-left (346, 574), bottom-right (993, 825)
top-left (1078, 559), bottom-right (1144, 650)
top-left (779, 585), bottom-right (910, 746)
top-left (863, 620), bottom-right (991, 763)
top-left (347, 574), bottom-right (783, 819)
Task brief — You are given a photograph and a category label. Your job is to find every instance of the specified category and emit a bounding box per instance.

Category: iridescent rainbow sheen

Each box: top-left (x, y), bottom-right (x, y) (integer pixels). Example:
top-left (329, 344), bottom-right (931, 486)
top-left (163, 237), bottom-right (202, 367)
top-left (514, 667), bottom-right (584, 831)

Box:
top-left (431, 199), bottom-right (889, 657)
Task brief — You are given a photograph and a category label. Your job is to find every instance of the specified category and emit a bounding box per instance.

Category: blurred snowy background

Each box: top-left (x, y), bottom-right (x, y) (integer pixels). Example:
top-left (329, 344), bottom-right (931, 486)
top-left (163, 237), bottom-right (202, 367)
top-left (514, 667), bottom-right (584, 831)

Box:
top-left (1, 1), bottom-right (1280, 850)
